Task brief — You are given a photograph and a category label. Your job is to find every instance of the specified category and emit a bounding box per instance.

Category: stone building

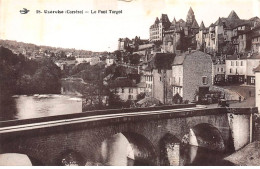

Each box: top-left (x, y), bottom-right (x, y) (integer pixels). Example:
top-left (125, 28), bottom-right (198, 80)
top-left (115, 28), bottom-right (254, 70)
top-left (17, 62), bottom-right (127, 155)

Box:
top-left (147, 53), bottom-right (175, 104)
top-left (149, 14), bottom-right (171, 42)
top-left (212, 55), bottom-right (226, 85)
top-left (251, 25), bottom-right (260, 53)
top-left (198, 10), bottom-right (260, 54)
top-left (109, 77), bottom-right (145, 101)
top-left (162, 7), bottom-right (198, 54)
top-left (226, 53), bottom-right (260, 85)
top-left (171, 51), bottom-right (213, 102)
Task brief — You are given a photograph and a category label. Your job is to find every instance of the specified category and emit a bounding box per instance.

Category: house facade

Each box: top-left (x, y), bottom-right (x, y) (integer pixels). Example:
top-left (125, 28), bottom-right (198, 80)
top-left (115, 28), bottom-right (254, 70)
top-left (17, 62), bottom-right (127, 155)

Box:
top-left (146, 53), bottom-right (175, 104)
top-left (172, 51), bottom-right (213, 102)
top-left (109, 77), bottom-right (145, 101)
top-left (226, 53), bottom-right (260, 85)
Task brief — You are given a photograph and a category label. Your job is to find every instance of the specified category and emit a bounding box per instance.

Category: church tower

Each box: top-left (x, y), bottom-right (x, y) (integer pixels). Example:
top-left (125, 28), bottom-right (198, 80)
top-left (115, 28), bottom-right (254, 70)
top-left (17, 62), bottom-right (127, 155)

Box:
top-left (186, 7), bottom-right (195, 26)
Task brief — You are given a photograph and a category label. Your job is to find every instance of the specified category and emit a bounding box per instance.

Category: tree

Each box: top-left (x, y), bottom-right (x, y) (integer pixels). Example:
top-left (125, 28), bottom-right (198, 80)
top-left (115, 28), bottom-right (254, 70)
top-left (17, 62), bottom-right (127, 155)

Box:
top-left (137, 93), bottom-right (146, 101)
top-left (108, 91), bottom-right (124, 108)
top-left (129, 54), bottom-right (141, 65)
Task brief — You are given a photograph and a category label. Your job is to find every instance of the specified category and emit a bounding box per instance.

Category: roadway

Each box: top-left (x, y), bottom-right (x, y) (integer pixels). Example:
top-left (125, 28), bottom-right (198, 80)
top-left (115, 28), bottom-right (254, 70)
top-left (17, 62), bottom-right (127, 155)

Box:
top-left (0, 106), bottom-right (208, 134)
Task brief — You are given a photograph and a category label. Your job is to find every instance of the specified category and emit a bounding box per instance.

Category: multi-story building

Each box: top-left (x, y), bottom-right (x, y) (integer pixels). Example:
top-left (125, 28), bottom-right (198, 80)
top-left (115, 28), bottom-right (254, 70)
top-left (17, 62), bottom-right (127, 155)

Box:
top-left (162, 7), bottom-right (199, 53)
top-left (199, 10), bottom-right (260, 54)
top-left (118, 38), bottom-right (132, 51)
top-left (172, 51), bottom-right (213, 102)
top-left (146, 53), bottom-right (175, 104)
top-left (212, 55), bottom-right (226, 85)
top-left (109, 77), bottom-right (145, 101)
top-left (226, 53), bottom-right (260, 85)
top-left (149, 14), bottom-right (171, 42)
top-left (140, 69), bottom-right (153, 97)
top-left (251, 25), bottom-right (260, 53)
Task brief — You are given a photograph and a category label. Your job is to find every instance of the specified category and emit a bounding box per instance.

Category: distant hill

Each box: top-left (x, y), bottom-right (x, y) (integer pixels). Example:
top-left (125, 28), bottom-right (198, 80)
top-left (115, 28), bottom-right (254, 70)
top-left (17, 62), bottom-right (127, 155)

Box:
top-left (0, 39), bottom-right (108, 59)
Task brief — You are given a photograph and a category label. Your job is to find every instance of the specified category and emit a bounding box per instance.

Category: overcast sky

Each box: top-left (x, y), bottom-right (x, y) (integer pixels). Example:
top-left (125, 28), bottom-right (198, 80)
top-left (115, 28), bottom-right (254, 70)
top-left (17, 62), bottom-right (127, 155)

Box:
top-left (0, 0), bottom-right (259, 52)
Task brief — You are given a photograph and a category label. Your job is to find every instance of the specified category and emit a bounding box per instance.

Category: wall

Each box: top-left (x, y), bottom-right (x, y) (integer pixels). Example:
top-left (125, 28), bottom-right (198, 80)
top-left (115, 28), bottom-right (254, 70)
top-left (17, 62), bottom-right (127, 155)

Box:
top-left (153, 69), bottom-right (164, 103)
top-left (172, 65), bottom-right (183, 97)
top-left (183, 51), bottom-right (213, 102)
top-left (255, 72), bottom-right (260, 112)
top-left (247, 59), bottom-right (260, 76)
top-left (115, 87), bottom-right (139, 101)
top-left (226, 59), bottom-right (247, 76)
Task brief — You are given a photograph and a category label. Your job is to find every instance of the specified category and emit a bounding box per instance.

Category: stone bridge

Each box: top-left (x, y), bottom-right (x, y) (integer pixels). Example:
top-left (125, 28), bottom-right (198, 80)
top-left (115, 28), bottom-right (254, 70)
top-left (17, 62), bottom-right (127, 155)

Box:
top-left (0, 105), bottom-right (257, 166)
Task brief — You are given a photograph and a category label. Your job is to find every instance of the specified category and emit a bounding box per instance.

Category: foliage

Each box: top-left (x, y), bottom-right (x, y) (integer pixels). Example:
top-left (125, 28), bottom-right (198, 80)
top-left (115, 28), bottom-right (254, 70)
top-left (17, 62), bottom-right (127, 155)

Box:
top-left (0, 47), bottom-right (61, 95)
top-left (137, 92), bottom-right (146, 101)
top-left (108, 91), bottom-right (124, 109)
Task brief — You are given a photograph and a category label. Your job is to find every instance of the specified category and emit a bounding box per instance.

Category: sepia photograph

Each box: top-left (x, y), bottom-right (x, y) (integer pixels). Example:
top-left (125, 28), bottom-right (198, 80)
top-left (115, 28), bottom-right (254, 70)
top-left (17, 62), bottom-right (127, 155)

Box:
top-left (0, 0), bottom-right (260, 166)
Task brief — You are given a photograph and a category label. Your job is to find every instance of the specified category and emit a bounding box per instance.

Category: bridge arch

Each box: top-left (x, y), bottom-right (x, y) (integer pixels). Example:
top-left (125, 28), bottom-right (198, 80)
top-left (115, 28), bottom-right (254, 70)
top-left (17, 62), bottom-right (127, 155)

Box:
top-left (159, 133), bottom-right (181, 166)
top-left (100, 132), bottom-right (156, 166)
top-left (182, 123), bottom-right (225, 151)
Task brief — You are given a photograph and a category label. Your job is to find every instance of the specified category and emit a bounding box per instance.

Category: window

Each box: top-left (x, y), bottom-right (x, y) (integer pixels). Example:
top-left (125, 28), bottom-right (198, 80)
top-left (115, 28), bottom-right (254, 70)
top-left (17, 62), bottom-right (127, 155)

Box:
top-left (236, 61), bottom-right (238, 66)
top-left (241, 61), bottom-right (243, 66)
top-left (236, 68), bottom-right (238, 74)
top-left (128, 95), bottom-right (133, 100)
top-left (160, 77), bottom-right (162, 81)
top-left (202, 76), bottom-right (208, 85)
top-left (217, 68), bottom-right (220, 72)
top-left (122, 88), bottom-right (124, 93)
top-left (221, 68), bottom-right (224, 72)
top-left (251, 77), bottom-right (255, 84)
top-left (129, 88), bottom-right (133, 93)
top-left (230, 69), bottom-right (232, 73)
top-left (231, 61), bottom-right (234, 66)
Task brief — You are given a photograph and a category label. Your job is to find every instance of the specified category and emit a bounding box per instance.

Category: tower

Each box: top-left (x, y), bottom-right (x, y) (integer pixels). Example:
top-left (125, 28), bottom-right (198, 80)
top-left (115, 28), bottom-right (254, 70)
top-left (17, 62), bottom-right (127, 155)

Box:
top-left (186, 7), bottom-right (195, 26)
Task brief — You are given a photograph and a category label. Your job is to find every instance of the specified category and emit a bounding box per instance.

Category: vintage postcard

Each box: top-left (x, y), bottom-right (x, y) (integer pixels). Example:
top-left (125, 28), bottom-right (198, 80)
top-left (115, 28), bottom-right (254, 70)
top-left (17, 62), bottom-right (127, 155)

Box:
top-left (0, 0), bottom-right (260, 166)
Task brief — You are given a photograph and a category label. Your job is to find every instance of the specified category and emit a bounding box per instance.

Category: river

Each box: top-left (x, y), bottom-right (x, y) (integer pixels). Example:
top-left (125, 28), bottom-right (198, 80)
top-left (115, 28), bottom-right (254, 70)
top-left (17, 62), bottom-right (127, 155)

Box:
top-left (0, 80), bottom-right (84, 121)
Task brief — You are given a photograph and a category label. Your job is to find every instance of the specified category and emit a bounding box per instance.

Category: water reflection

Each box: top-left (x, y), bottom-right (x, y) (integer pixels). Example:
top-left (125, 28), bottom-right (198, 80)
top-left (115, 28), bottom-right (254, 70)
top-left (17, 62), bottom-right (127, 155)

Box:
top-left (180, 144), bottom-right (234, 166)
top-left (99, 134), bottom-right (234, 166)
top-left (0, 94), bottom-right (82, 121)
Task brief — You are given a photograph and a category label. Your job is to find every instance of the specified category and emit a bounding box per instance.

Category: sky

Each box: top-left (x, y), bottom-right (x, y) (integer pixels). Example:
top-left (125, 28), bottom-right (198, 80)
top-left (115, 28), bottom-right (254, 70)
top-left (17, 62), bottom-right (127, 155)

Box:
top-left (0, 0), bottom-right (259, 52)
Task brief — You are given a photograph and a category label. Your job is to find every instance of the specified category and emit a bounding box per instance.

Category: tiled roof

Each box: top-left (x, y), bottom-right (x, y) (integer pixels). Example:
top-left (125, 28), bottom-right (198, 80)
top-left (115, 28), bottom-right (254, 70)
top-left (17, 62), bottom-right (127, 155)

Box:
top-left (191, 19), bottom-right (199, 28)
top-left (108, 77), bottom-right (137, 88)
top-left (199, 21), bottom-right (206, 30)
top-left (226, 53), bottom-right (260, 60)
top-left (228, 10), bottom-right (240, 20)
top-left (216, 17), bottom-right (224, 26)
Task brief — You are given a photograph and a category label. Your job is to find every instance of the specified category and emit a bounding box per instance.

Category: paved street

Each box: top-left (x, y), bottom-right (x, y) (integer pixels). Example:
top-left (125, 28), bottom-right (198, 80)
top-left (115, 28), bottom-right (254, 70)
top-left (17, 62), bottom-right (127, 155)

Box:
top-left (206, 85), bottom-right (255, 108)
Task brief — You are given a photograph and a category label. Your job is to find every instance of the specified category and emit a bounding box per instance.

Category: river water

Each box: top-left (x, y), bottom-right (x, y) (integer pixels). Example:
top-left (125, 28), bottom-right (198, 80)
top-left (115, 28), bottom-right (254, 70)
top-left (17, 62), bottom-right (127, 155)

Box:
top-left (0, 80), bottom-right (84, 121)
